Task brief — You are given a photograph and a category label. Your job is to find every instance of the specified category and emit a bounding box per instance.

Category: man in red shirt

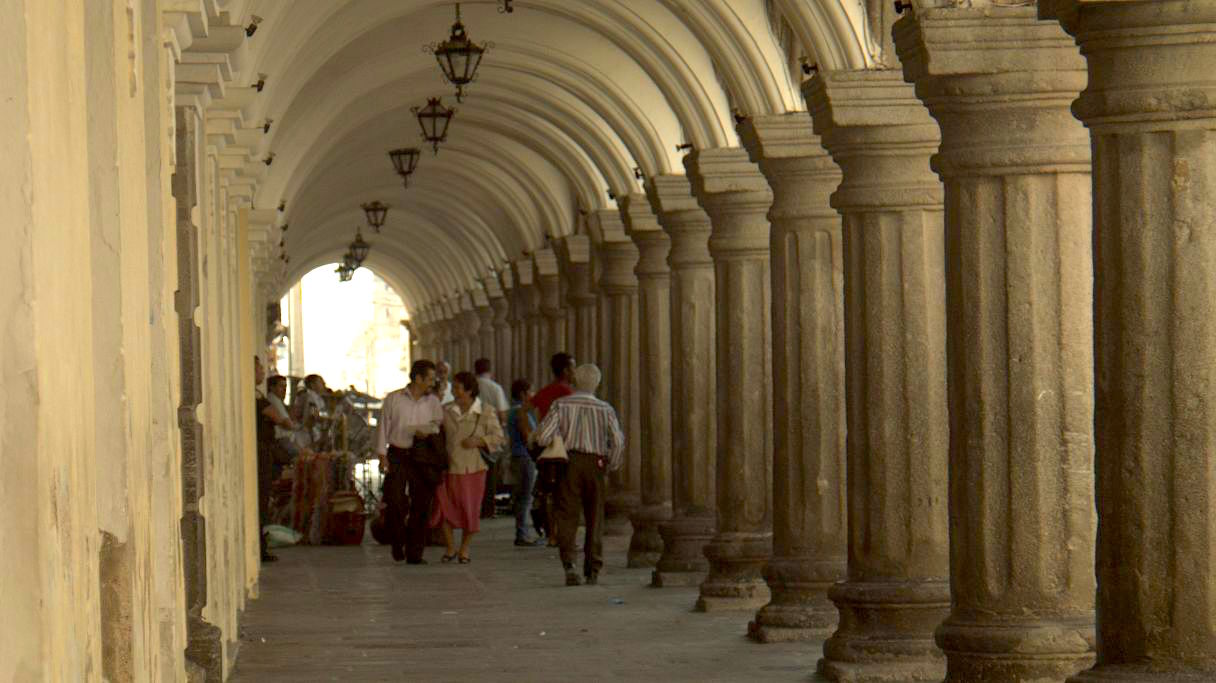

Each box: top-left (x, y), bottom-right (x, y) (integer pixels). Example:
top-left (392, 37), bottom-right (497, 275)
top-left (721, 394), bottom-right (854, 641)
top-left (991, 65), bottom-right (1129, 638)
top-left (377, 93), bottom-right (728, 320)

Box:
top-left (531, 352), bottom-right (576, 419)
top-left (528, 352), bottom-right (576, 546)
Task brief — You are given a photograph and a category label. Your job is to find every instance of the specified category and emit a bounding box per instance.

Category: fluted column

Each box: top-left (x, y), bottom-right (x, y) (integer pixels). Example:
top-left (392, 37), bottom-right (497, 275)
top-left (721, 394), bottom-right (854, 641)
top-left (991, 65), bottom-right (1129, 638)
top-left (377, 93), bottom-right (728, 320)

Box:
top-left (686, 148), bottom-right (774, 612)
top-left (461, 307), bottom-right (481, 372)
top-left (561, 235), bottom-right (596, 365)
top-left (622, 196), bottom-right (673, 568)
top-left (806, 69), bottom-right (950, 682)
top-left (490, 291), bottom-right (511, 381)
top-left (738, 115), bottom-right (847, 642)
top-left (599, 238), bottom-right (641, 537)
top-left (475, 303), bottom-right (494, 365)
top-left (1044, 2), bottom-right (1216, 680)
top-left (536, 251), bottom-right (568, 359)
top-left (566, 262), bottom-right (597, 365)
top-left (647, 176), bottom-right (717, 587)
top-left (895, 9), bottom-right (1097, 680)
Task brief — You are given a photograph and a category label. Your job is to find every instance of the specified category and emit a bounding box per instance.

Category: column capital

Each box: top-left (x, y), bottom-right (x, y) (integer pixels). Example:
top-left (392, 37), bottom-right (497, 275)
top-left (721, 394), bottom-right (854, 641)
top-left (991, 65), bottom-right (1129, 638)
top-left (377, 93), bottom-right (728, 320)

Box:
top-left (738, 114), bottom-right (840, 224)
top-left (1047, 0), bottom-right (1216, 130)
top-left (599, 240), bottom-right (639, 294)
top-left (894, 6), bottom-right (1089, 176)
top-left (684, 148), bottom-right (772, 258)
top-left (804, 69), bottom-right (942, 213)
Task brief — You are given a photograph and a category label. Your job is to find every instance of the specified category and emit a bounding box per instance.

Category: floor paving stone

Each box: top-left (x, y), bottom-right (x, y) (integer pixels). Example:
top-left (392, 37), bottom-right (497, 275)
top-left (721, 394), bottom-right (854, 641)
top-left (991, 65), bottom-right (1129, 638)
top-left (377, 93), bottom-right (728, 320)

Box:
top-left (232, 517), bottom-right (824, 681)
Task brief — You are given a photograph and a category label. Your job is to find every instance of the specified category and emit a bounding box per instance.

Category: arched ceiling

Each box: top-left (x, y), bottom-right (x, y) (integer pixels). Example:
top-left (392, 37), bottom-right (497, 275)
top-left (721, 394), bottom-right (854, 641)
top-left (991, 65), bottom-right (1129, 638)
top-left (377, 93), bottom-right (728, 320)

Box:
top-left (223, 0), bottom-right (873, 307)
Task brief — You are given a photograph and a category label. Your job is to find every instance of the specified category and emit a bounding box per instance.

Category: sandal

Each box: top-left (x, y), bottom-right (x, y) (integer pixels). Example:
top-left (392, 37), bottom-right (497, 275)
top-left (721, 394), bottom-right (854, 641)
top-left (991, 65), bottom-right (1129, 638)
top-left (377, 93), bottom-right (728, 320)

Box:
top-left (458, 555), bottom-right (471, 564)
top-left (441, 553), bottom-right (457, 563)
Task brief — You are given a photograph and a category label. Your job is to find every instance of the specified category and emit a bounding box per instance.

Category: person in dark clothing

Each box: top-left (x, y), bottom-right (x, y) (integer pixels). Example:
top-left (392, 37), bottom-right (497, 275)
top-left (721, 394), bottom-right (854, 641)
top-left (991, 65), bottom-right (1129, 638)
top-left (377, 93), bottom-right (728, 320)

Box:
top-left (376, 360), bottom-right (445, 564)
top-left (254, 356), bottom-right (279, 563)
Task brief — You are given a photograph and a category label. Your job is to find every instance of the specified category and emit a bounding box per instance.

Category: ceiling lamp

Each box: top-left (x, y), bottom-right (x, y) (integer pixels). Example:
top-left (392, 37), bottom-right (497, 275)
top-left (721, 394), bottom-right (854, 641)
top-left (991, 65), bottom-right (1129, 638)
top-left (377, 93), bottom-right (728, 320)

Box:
top-left (349, 227), bottom-right (371, 265)
top-left (426, 3), bottom-right (488, 102)
top-left (413, 97), bottom-right (455, 155)
top-left (336, 252), bottom-right (357, 282)
top-left (361, 200), bottom-right (390, 232)
top-left (388, 147), bottom-right (421, 188)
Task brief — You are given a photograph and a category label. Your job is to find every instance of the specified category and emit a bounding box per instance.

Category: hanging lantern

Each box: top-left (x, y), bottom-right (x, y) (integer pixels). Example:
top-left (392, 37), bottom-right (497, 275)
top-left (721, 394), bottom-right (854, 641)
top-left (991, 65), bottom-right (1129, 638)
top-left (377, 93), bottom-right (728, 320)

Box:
top-left (388, 147), bottom-right (421, 188)
top-left (425, 3), bottom-right (489, 102)
top-left (349, 227), bottom-right (371, 265)
top-left (361, 200), bottom-right (389, 232)
top-left (412, 97), bottom-right (455, 155)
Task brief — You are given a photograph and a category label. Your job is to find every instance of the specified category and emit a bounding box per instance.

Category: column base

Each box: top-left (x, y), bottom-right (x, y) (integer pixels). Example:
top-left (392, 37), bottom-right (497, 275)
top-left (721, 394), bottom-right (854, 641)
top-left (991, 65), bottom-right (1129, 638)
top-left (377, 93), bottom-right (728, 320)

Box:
top-left (650, 512), bottom-right (714, 586)
top-left (694, 531), bottom-right (772, 612)
top-left (747, 556), bottom-right (844, 642)
top-left (627, 502), bottom-right (671, 568)
top-left (604, 491), bottom-right (639, 537)
top-left (1069, 667), bottom-right (1216, 682)
top-left (818, 580), bottom-right (949, 682)
top-left (185, 613), bottom-right (223, 682)
top-left (937, 614), bottom-right (1094, 681)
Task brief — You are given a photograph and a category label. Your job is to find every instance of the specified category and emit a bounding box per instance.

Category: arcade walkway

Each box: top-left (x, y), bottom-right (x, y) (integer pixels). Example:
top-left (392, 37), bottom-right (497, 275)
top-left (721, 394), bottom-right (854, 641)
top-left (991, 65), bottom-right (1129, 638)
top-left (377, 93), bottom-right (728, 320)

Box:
top-left (231, 518), bottom-right (816, 682)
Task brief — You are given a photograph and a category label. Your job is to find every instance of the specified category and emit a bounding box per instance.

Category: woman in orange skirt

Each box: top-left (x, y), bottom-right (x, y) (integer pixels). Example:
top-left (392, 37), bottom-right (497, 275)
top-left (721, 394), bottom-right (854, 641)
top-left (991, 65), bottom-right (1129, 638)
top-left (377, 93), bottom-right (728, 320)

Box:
top-left (430, 371), bottom-right (505, 563)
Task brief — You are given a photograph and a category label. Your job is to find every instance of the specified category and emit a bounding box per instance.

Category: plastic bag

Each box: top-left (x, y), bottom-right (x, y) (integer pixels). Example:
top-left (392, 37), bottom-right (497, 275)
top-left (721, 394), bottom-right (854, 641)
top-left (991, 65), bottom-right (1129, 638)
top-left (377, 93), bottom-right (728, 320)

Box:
top-left (263, 524), bottom-right (302, 548)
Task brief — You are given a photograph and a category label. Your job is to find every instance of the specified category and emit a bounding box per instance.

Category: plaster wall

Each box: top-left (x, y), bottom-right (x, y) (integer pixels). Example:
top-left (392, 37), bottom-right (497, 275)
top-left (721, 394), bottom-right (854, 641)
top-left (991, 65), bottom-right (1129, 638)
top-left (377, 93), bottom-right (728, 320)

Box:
top-left (1, 0), bottom-right (102, 678)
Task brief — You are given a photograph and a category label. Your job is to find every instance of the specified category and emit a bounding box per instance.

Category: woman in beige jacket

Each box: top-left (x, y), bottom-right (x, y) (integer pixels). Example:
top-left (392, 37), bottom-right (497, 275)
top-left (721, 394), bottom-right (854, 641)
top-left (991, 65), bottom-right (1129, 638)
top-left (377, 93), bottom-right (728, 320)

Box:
top-left (430, 371), bottom-right (505, 563)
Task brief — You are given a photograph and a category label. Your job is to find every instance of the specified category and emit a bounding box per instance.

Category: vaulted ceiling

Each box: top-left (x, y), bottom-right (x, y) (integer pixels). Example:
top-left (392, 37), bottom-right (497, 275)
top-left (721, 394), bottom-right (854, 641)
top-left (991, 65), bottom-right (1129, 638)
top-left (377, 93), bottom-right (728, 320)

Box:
top-left (223, 0), bottom-right (879, 309)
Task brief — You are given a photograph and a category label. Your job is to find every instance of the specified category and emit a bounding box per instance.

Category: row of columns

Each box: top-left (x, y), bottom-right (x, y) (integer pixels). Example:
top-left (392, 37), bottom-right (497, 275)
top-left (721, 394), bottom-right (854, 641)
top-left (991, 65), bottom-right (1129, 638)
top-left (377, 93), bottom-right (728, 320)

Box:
top-left (408, 3), bottom-right (1216, 680)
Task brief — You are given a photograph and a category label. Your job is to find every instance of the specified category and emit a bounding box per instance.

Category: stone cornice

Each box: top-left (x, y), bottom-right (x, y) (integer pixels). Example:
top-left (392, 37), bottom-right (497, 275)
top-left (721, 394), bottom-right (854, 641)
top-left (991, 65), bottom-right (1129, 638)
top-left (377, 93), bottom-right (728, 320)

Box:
top-left (532, 248), bottom-right (560, 278)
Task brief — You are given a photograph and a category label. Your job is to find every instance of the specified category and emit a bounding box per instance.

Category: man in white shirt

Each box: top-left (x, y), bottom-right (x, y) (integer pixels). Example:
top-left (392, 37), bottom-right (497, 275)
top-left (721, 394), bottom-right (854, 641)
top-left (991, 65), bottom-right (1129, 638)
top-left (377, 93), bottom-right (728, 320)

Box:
top-left (474, 358), bottom-right (509, 518)
top-left (435, 360), bottom-right (455, 404)
top-left (533, 364), bottom-right (625, 586)
top-left (376, 359), bottom-right (445, 563)
top-left (265, 375), bottom-right (300, 459)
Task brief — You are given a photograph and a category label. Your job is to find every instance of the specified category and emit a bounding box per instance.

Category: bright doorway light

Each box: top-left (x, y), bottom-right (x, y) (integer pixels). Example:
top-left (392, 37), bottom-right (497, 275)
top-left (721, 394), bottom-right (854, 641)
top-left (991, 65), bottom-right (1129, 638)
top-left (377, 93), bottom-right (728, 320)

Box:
top-left (277, 265), bottom-right (410, 398)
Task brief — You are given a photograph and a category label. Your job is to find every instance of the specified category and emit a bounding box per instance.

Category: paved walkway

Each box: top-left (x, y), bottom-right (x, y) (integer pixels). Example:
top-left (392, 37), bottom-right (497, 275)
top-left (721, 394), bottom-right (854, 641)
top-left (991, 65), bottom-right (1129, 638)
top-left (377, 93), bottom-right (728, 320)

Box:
top-left (232, 517), bottom-right (823, 681)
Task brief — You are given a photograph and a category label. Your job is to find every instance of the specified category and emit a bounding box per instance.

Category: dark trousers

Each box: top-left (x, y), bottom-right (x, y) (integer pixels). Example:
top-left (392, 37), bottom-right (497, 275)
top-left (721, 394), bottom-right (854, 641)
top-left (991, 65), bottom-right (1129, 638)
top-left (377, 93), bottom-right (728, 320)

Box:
top-left (257, 448), bottom-right (273, 557)
top-left (384, 447), bottom-right (438, 562)
top-left (555, 452), bottom-right (605, 576)
top-left (480, 457), bottom-right (499, 518)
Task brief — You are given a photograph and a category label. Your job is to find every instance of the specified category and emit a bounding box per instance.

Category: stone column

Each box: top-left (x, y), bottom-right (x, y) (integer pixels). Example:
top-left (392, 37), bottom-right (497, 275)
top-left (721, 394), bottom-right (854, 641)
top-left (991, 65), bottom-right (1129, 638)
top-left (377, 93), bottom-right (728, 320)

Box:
top-left (738, 115), bottom-right (848, 642)
top-left (1044, 2), bottom-right (1216, 680)
top-left (598, 238), bottom-right (641, 537)
top-left (474, 297), bottom-right (493, 362)
top-left (622, 196), bottom-right (673, 568)
top-left (895, 8), bottom-right (1097, 680)
top-left (562, 236), bottom-right (597, 365)
top-left (805, 69), bottom-right (950, 682)
top-left (513, 259), bottom-right (542, 387)
top-left (489, 290), bottom-right (511, 381)
top-left (566, 266), bottom-right (597, 366)
top-left (535, 249), bottom-right (568, 358)
top-left (685, 148), bottom-right (774, 612)
top-left (461, 306), bottom-right (481, 372)
top-left (174, 106), bottom-right (223, 678)
top-left (647, 176), bottom-right (717, 587)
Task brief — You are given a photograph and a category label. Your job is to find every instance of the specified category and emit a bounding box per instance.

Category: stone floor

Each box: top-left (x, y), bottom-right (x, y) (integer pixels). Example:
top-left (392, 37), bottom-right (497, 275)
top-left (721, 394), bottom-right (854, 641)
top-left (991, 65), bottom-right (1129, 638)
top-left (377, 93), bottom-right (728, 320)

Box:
top-left (231, 517), bottom-right (824, 681)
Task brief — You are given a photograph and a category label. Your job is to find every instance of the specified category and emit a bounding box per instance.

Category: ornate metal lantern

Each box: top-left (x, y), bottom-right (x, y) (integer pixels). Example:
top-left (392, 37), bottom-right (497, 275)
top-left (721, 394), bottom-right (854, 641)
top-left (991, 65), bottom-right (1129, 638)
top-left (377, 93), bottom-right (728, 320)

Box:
top-left (349, 228), bottom-right (371, 265)
top-left (412, 97), bottom-right (455, 155)
top-left (388, 147), bottom-right (421, 188)
top-left (361, 200), bottom-right (389, 232)
top-left (426, 3), bottom-right (488, 102)
top-left (336, 251), bottom-right (358, 282)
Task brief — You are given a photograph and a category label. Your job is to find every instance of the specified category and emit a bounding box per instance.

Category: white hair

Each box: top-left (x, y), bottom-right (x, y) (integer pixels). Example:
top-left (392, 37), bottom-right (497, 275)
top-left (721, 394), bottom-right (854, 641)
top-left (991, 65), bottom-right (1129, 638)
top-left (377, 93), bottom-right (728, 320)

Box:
top-left (573, 363), bottom-right (602, 393)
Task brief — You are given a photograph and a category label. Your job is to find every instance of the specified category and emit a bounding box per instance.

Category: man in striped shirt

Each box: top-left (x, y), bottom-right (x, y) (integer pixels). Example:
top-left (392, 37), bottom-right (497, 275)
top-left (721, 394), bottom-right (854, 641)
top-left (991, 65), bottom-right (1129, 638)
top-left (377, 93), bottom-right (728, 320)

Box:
top-left (532, 363), bottom-right (625, 586)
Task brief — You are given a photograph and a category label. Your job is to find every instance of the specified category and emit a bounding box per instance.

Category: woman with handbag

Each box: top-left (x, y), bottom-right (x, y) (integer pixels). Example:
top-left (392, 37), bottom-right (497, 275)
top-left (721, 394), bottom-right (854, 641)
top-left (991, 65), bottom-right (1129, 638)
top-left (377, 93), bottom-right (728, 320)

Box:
top-left (430, 371), bottom-right (505, 563)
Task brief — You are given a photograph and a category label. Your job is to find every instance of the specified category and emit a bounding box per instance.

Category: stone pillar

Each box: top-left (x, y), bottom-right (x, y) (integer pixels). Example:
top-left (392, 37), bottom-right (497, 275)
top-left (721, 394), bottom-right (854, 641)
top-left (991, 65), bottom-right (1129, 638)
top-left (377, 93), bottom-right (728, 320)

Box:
top-left (489, 289), bottom-right (511, 381)
top-left (476, 303), bottom-right (494, 365)
top-left (561, 235), bottom-right (597, 366)
top-left (685, 148), bottom-right (774, 612)
top-left (806, 70), bottom-right (950, 681)
top-left (513, 259), bottom-right (542, 387)
top-left (174, 106), bottom-right (224, 679)
top-left (460, 306), bottom-right (481, 372)
top-left (599, 237), bottom-right (642, 537)
top-left (895, 8), bottom-right (1097, 680)
top-left (536, 249), bottom-right (568, 358)
top-left (737, 115), bottom-right (848, 642)
top-left (647, 176), bottom-right (717, 587)
top-left (622, 196), bottom-right (673, 568)
top-left (1042, 2), bottom-right (1216, 680)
